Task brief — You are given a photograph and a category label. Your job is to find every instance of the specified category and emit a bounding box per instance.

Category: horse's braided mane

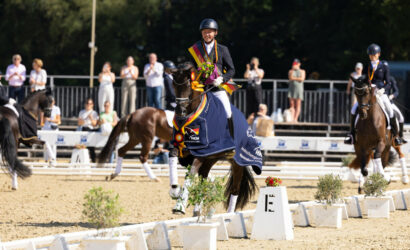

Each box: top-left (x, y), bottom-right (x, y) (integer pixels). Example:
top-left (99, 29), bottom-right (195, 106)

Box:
top-left (20, 89), bottom-right (48, 105)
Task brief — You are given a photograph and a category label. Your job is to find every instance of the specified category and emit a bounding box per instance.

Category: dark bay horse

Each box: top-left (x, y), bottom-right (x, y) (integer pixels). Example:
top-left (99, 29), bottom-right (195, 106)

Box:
top-left (0, 89), bottom-right (53, 188)
top-left (171, 62), bottom-right (260, 215)
top-left (97, 107), bottom-right (173, 182)
top-left (349, 76), bottom-right (396, 192)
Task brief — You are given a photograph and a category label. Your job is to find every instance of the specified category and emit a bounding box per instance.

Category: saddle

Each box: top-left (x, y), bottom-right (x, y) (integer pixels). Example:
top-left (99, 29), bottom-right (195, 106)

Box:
top-left (14, 105), bottom-right (38, 140)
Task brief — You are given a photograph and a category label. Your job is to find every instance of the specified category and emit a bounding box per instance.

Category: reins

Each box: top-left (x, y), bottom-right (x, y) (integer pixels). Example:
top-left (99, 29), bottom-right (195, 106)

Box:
top-left (173, 78), bottom-right (217, 105)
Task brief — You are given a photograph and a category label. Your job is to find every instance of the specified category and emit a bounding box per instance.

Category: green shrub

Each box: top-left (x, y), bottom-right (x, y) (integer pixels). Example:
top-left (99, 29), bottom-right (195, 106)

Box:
top-left (187, 175), bottom-right (226, 222)
top-left (363, 173), bottom-right (389, 197)
top-left (341, 154), bottom-right (355, 167)
top-left (82, 187), bottom-right (124, 230)
top-left (314, 174), bottom-right (343, 204)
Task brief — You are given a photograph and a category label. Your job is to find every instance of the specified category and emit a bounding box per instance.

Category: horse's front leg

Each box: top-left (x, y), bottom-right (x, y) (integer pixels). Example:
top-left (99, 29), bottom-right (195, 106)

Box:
top-left (373, 140), bottom-right (391, 182)
top-left (227, 161), bottom-right (243, 213)
top-left (172, 157), bottom-right (204, 215)
top-left (358, 148), bottom-right (370, 194)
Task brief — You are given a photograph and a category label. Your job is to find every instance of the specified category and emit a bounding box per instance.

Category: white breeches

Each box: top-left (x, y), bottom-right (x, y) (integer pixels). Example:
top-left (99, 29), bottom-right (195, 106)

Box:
top-left (213, 91), bottom-right (232, 118)
top-left (351, 94), bottom-right (393, 118)
top-left (98, 84), bottom-right (114, 113)
top-left (392, 103), bottom-right (404, 123)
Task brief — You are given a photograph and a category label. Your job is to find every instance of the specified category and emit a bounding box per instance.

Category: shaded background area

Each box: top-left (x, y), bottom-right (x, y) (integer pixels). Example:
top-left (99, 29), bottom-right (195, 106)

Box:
top-left (0, 0), bottom-right (409, 120)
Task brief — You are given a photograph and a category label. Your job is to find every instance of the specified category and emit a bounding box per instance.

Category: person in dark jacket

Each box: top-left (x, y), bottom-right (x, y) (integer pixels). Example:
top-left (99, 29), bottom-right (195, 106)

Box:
top-left (188, 18), bottom-right (236, 138)
top-left (345, 43), bottom-right (402, 145)
top-left (388, 76), bottom-right (407, 144)
top-left (163, 60), bottom-right (176, 111)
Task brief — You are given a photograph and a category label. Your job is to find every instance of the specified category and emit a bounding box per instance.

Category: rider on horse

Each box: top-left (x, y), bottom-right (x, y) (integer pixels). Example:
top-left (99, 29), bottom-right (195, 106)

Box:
top-left (388, 76), bottom-right (407, 144)
top-left (188, 18), bottom-right (236, 138)
top-left (345, 43), bottom-right (404, 145)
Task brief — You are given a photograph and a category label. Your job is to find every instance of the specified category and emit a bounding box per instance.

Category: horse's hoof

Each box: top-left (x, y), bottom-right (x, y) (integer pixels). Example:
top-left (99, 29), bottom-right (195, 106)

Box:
top-left (169, 186), bottom-right (181, 200)
top-left (402, 175), bottom-right (409, 184)
top-left (172, 209), bottom-right (185, 215)
top-left (11, 187), bottom-right (17, 191)
top-left (193, 211), bottom-right (200, 217)
top-left (361, 169), bottom-right (368, 177)
top-left (106, 173), bottom-right (117, 181)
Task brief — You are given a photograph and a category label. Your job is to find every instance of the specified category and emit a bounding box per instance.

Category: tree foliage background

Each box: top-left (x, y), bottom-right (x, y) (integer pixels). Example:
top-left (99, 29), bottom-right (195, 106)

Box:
top-left (0, 0), bottom-right (409, 80)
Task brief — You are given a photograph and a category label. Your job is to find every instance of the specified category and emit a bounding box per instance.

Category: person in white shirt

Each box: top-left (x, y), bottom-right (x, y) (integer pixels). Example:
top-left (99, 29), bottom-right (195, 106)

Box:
top-left (244, 57), bottom-right (265, 117)
top-left (5, 54), bottom-right (26, 103)
top-left (120, 56), bottom-right (139, 117)
top-left (98, 62), bottom-right (115, 113)
top-left (143, 53), bottom-right (164, 109)
top-left (78, 98), bottom-right (99, 162)
top-left (29, 58), bottom-right (47, 92)
top-left (41, 96), bottom-right (61, 162)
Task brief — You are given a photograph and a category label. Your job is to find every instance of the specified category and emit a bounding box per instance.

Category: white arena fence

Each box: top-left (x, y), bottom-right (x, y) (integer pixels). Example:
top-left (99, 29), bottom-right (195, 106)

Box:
top-left (5, 131), bottom-right (407, 181)
top-left (1, 188), bottom-right (409, 250)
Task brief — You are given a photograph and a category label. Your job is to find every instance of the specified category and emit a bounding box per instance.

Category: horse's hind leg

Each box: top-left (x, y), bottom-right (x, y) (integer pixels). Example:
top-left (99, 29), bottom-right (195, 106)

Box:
top-left (107, 140), bottom-right (139, 181)
top-left (11, 170), bottom-right (18, 190)
top-left (394, 146), bottom-right (409, 184)
top-left (227, 161), bottom-right (243, 213)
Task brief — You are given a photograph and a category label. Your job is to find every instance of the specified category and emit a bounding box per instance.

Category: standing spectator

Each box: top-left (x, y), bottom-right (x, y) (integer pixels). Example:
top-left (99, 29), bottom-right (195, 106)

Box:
top-left (78, 98), bottom-right (99, 163)
top-left (346, 62), bottom-right (363, 107)
top-left (99, 100), bottom-right (118, 163)
top-left (120, 56), bottom-right (138, 117)
top-left (144, 53), bottom-right (164, 109)
top-left (163, 60), bottom-right (176, 110)
top-left (41, 96), bottom-right (61, 162)
top-left (98, 62), bottom-right (115, 113)
top-left (244, 57), bottom-right (265, 117)
top-left (5, 54), bottom-right (26, 103)
top-left (287, 58), bottom-right (306, 123)
top-left (29, 58), bottom-right (47, 92)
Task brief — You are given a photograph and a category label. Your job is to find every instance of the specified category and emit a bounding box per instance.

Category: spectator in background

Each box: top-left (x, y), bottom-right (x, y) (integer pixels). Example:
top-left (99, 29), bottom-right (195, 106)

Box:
top-left (41, 96), bottom-right (61, 162)
top-left (247, 103), bottom-right (269, 133)
top-left (29, 58), bottom-right (47, 92)
top-left (5, 54), bottom-right (26, 103)
top-left (98, 62), bottom-right (115, 113)
top-left (153, 138), bottom-right (170, 164)
top-left (99, 100), bottom-right (118, 163)
top-left (120, 56), bottom-right (138, 117)
top-left (346, 62), bottom-right (363, 107)
top-left (0, 71), bottom-right (12, 105)
top-left (78, 98), bottom-right (99, 163)
top-left (287, 58), bottom-right (306, 123)
top-left (144, 53), bottom-right (164, 109)
top-left (244, 57), bottom-right (265, 117)
top-left (163, 60), bottom-right (176, 110)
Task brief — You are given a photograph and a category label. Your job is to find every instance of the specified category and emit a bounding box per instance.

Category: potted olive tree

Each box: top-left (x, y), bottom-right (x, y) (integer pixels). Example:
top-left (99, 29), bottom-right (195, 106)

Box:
top-left (180, 175), bottom-right (225, 250)
top-left (363, 173), bottom-right (390, 218)
top-left (312, 174), bottom-right (343, 228)
top-left (80, 187), bottom-right (126, 250)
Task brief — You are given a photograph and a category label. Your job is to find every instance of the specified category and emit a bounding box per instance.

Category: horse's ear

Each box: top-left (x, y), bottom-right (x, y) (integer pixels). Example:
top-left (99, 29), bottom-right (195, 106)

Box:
top-left (46, 87), bottom-right (53, 95)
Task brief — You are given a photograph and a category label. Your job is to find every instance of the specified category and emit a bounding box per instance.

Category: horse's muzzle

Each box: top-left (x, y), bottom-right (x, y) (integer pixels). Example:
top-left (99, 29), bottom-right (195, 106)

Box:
top-left (43, 108), bottom-right (52, 118)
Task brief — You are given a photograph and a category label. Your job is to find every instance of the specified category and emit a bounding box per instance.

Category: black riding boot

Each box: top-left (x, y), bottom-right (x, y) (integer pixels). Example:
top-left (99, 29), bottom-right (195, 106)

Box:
top-left (390, 118), bottom-right (402, 146)
top-left (344, 114), bottom-right (356, 145)
top-left (227, 117), bottom-right (234, 139)
top-left (399, 122), bottom-right (408, 144)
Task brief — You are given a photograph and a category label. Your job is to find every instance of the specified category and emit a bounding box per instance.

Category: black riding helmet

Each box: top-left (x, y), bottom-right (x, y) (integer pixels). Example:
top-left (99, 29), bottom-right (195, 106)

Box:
top-left (199, 18), bottom-right (218, 31)
top-left (367, 43), bottom-right (381, 55)
top-left (163, 60), bottom-right (176, 70)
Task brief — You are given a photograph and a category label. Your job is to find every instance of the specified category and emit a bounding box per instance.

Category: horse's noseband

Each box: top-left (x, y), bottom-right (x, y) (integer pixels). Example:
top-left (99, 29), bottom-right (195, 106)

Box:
top-left (354, 85), bottom-right (372, 110)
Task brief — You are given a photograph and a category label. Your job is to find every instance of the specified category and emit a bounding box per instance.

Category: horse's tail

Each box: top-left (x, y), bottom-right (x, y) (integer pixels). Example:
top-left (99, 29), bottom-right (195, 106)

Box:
top-left (0, 118), bottom-right (31, 178)
top-left (387, 149), bottom-right (398, 167)
top-left (97, 115), bottom-right (128, 166)
top-left (225, 166), bottom-right (258, 210)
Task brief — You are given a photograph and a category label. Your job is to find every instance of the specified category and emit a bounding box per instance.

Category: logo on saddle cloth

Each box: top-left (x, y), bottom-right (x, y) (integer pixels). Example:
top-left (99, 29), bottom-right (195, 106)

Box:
top-left (173, 95), bottom-right (208, 157)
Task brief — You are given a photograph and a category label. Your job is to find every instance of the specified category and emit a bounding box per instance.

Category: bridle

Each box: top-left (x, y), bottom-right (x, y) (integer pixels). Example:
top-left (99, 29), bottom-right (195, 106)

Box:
top-left (354, 84), bottom-right (372, 110)
top-left (173, 78), bottom-right (216, 106)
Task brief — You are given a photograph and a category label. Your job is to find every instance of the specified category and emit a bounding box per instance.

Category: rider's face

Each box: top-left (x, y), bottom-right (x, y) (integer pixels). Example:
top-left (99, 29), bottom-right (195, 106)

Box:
top-left (201, 29), bottom-right (217, 43)
top-left (369, 53), bottom-right (380, 61)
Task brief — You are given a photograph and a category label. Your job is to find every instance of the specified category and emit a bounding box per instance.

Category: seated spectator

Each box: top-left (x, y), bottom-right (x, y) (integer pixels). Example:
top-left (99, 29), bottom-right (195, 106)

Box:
top-left (247, 104), bottom-right (273, 137)
top-left (78, 98), bottom-right (99, 163)
top-left (41, 96), bottom-right (61, 162)
top-left (99, 100), bottom-right (118, 136)
top-left (29, 58), bottom-right (47, 92)
top-left (153, 138), bottom-right (170, 164)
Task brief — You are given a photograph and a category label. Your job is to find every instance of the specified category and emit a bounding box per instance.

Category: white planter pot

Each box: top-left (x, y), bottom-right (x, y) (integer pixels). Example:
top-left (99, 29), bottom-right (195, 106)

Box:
top-left (311, 204), bottom-right (342, 228)
top-left (180, 222), bottom-right (219, 250)
top-left (81, 236), bottom-right (128, 250)
top-left (364, 197), bottom-right (390, 218)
